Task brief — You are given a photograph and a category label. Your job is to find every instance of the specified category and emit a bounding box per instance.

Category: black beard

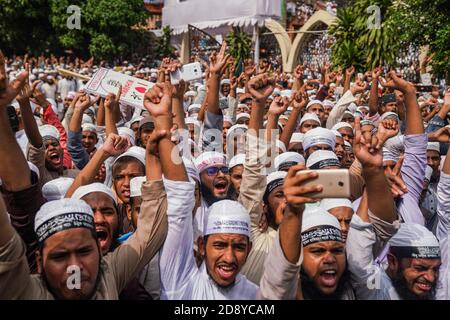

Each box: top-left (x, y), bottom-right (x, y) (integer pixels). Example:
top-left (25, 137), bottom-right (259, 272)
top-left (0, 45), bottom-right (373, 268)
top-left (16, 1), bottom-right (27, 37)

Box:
top-left (391, 269), bottom-right (436, 300)
top-left (300, 265), bottom-right (351, 300)
top-left (200, 182), bottom-right (235, 206)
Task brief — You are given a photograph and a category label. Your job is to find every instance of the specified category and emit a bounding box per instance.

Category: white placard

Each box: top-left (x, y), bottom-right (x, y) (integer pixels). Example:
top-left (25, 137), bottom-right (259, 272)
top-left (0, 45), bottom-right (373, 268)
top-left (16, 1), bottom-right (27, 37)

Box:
top-left (84, 68), bottom-right (154, 109)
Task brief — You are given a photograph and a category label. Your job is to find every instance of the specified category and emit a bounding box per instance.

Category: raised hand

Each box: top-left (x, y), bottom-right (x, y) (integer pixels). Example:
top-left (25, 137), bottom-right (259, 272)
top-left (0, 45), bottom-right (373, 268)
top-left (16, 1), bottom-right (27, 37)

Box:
top-left (102, 133), bottom-right (129, 156)
top-left (247, 73), bottom-right (275, 103)
top-left (379, 70), bottom-right (415, 94)
top-left (428, 126), bottom-right (450, 143)
top-left (353, 117), bottom-right (383, 168)
top-left (16, 76), bottom-right (40, 104)
top-left (268, 96), bottom-right (290, 116)
top-left (0, 61), bottom-right (28, 107)
top-left (385, 156), bottom-right (408, 197)
top-left (291, 90), bottom-right (308, 110)
top-left (346, 65), bottom-right (355, 78)
top-left (284, 164), bottom-right (321, 214)
top-left (104, 85), bottom-right (122, 110)
top-left (143, 80), bottom-right (173, 118)
top-left (146, 129), bottom-right (169, 157)
top-left (209, 41), bottom-right (230, 75)
top-left (293, 64), bottom-right (304, 81)
top-left (74, 93), bottom-right (92, 112)
top-left (244, 58), bottom-right (256, 77)
top-left (350, 79), bottom-right (368, 95)
top-left (372, 66), bottom-right (382, 80)
top-left (376, 118), bottom-right (399, 149)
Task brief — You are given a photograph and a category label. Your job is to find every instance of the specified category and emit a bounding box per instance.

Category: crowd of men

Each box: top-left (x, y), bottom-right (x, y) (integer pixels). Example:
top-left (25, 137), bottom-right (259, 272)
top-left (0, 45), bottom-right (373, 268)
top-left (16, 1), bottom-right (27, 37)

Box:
top-left (0, 40), bottom-right (450, 300)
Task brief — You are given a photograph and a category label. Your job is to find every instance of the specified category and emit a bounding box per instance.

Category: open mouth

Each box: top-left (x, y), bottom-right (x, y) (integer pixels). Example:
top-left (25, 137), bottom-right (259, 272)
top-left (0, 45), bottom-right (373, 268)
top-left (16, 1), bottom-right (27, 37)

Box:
top-left (216, 264), bottom-right (237, 281)
top-left (214, 180), bottom-right (228, 194)
top-left (49, 153), bottom-right (62, 165)
top-left (416, 281), bottom-right (432, 292)
top-left (319, 269), bottom-right (337, 287)
top-left (96, 228), bottom-right (110, 250)
top-left (121, 189), bottom-right (130, 198)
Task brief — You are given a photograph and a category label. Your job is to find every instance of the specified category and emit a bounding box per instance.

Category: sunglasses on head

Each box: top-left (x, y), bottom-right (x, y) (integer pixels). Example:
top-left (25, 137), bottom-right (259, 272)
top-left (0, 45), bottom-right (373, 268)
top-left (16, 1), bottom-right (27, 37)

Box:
top-left (205, 166), bottom-right (230, 176)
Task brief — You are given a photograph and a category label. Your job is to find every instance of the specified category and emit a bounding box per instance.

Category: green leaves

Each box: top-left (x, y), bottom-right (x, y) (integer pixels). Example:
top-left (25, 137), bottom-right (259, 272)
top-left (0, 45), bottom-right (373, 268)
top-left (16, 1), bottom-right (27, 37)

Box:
top-left (329, 0), bottom-right (399, 71)
top-left (225, 28), bottom-right (252, 65)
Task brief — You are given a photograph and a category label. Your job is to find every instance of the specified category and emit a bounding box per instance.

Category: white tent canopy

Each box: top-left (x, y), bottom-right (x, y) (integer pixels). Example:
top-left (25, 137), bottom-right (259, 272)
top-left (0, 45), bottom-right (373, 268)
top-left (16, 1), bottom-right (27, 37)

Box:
top-left (162, 0), bottom-right (282, 35)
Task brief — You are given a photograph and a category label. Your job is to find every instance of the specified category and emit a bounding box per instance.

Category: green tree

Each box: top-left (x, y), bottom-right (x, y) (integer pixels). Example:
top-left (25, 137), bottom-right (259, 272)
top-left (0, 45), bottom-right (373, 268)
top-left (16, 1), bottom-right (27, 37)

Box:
top-left (391, 0), bottom-right (450, 81)
top-left (155, 26), bottom-right (175, 59)
top-left (49, 0), bottom-right (151, 60)
top-left (329, 0), bottom-right (399, 71)
top-left (0, 0), bottom-right (59, 55)
top-left (225, 27), bottom-right (252, 76)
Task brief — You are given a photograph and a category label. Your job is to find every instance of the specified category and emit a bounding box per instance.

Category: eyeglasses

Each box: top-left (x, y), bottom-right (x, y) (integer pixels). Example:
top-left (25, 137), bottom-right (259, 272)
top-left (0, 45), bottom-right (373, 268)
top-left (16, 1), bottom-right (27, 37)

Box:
top-left (205, 166), bottom-right (230, 176)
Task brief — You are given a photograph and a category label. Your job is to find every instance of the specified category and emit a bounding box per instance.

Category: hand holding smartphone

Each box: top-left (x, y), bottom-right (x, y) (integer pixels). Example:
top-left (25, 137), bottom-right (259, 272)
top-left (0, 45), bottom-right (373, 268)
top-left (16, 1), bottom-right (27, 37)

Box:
top-left (296, 169), bottom-right (351, 198)
top-left (170, 62), bottom-right (203, 85)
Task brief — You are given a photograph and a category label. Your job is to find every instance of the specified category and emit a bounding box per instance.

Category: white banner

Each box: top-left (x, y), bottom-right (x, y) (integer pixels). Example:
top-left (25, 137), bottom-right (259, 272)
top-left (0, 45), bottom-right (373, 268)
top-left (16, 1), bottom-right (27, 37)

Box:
top-left (84, 68), bottom-right (154, 109)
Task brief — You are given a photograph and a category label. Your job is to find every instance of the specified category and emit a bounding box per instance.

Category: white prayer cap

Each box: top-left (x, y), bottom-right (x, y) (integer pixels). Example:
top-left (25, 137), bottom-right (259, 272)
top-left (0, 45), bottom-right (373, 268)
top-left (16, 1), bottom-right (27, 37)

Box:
top-left (331, 122), bottom-right (353, 131)
top-left (279, 115), bottom-right (289, 121)
top-left (130, 176), bottom-right (146, 198)
top-left (81, 123), bottom-right (97, 134)
top-left (194, 151), bottom-right (227, 173)
top-left (299, 112), bottom-right (321, 126)
top-left (185, 117), bottom-right (201, 127)
top-left (320, 198), bottom-right (353, 212)
top-left (204, 200), bottom-right (250, 237)
top-left (383, 148), bottom-right (399, 163)
top-left (274, 152), bottom-right (305, 171)
top-left (427, 142), bottom-right (440, 153)
top-left (183, 156), bottom-right (200, 182)
top-left (302, 206), bottom-right (341, 232)
top-left (301, 207), bottom-right (342, 246)
top-left (72, 182), bottom-right (117, 205)
top-left (113, 146), bottom-right (146, 167)
top-left (226, 124), bottom-right (248, 139)
top-left (236, 113), bottom-right (250, 123)
top-left (360, 119), bottom-right (375, 127)
top-left (389, 223), bottom-right (440, 259)
top-left (66, 91), bottom-right (76, 100)
top-left (118, 127), bottom-right (135, 146)
top-left (332, 129), bottom-right (343, 138)
top-left (341, 111), bottom-right (355, 120)
top-left (344, 140), bottom-right (352, 152)
top-left (42, 177), bottom-right (74, 201)
top-left (237, 103), bottom-right (250, 111)
top-left (323, 100), bottom-right (335, 108)
top-left (303, 127), bottom-right (336, 151)
top-left (357, 106), bottom-right (369, 112)
top-left (39, 125), bottom-right (60, 141)
top-left (306, 99), bottom-right (324, 110)
top-left (280, 89), bottom-right (292, 97)
top-left (347, 103), bottom-right (357, 113)
top-left (380, 111), bottom-right (400, 122)
top-left (220, 79), bottom-right (231, 85)
top-left (276, 139), bottom-right (287, 153)
top-left (35, 198), bottom-right (95, 243)
top-left (273, 88), bottom-right (281, 96)
top-left (223, 115), bottom-right (233, 125)
top-left (81, 113), bottom-right (93, 125)
top-left (184, 90), bottom-right (197, 97)
top-left (128, 116), bottom-right (144, 128)
top-left (306, 150), bottom-right (340, 169)
top-left (229, 154), bottom-right (246, 170)
top-left (290, 132), bottom-right (304, 144)
top-left (236, 87), bottom-right (245, 94)
top-left (384, 135), bottom-right (404, 154)
top-left (264, 171), bottom-right (287, 202)
top-left (188, 104), bottom-right (201, 113)
top-left (425, 165), bottom-right (433, 183)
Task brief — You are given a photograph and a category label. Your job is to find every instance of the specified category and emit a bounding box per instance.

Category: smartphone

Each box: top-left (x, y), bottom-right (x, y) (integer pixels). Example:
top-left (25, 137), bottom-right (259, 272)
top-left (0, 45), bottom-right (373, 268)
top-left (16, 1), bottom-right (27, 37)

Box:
top-left (296, 169), bottom-right (351, 198)
top-left (170, 62), bottom-right (203, 85)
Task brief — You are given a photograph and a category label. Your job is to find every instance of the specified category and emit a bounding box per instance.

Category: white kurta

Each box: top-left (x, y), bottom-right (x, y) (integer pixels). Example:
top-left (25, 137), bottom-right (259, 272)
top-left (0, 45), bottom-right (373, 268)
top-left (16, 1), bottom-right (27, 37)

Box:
top-left (159, 179), bottom-right (258, 300)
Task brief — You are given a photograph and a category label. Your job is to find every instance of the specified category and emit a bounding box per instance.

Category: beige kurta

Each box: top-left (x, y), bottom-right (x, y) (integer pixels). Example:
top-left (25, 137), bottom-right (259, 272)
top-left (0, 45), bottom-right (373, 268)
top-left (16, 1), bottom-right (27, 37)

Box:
top-left (0, 180), bottom-right (168, 300)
